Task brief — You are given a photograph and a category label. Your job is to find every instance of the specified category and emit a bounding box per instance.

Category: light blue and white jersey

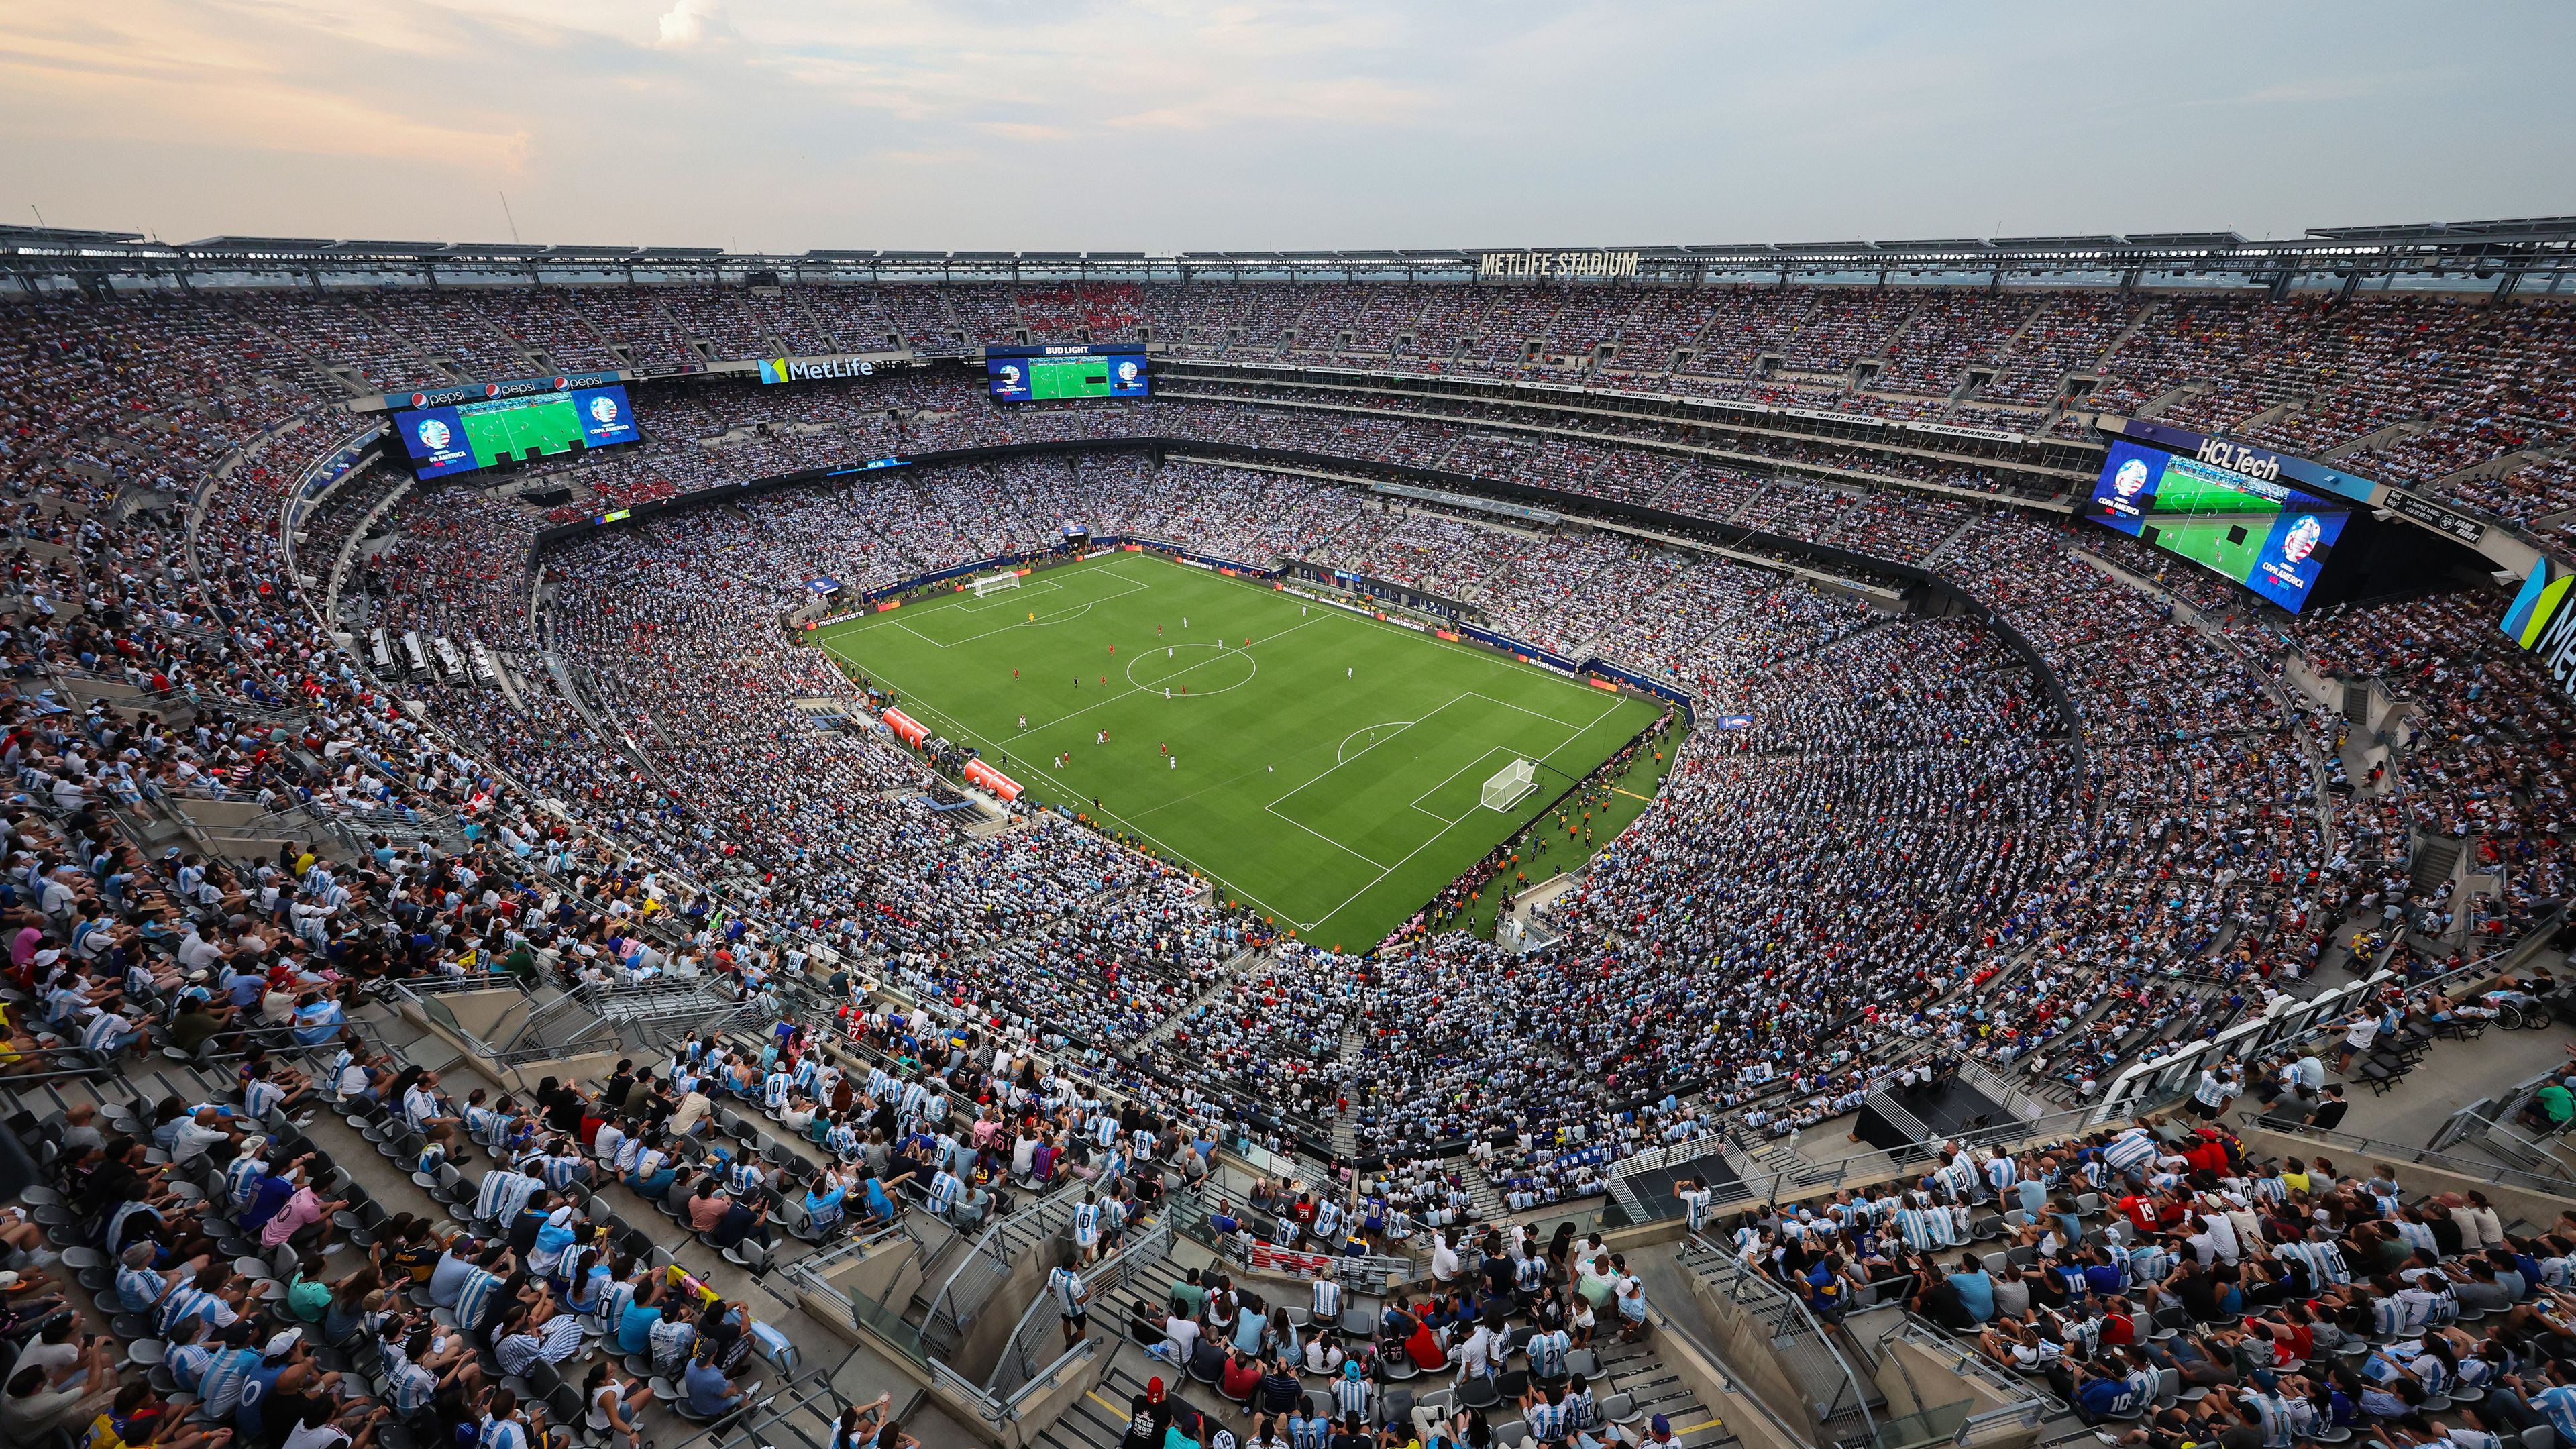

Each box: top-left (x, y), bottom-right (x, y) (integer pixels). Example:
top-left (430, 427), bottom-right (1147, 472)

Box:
top-left (117, 1261), bottom-right (167, 1313)
top-left (1049, 1265), bottom-right (1086, 1316)
top-left (243, 1078), bottom-right (286, 1122)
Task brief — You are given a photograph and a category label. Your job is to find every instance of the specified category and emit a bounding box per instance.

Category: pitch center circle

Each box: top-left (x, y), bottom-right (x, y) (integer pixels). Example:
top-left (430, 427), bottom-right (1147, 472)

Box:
top-left (1124, 642), bottom-right (1258, 696)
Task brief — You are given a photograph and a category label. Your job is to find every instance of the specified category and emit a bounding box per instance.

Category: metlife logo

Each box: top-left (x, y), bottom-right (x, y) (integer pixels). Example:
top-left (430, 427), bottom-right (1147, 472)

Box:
top-left (758, 355), bottom-right (877, 385)
top-left (2504, 563), bottom-right (2576, 700)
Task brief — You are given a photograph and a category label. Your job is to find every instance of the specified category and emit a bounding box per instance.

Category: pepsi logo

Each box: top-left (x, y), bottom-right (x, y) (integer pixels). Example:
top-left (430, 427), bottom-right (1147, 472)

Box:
top-left (485, 383), bottom-right (500, 398)
top-left (409, 393), bottom-right (428, 408)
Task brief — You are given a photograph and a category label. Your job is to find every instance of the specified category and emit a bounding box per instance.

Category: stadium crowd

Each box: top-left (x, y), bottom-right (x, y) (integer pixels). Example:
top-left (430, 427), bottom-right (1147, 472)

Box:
top-left (0, 272), bottom-right (2565, 1238)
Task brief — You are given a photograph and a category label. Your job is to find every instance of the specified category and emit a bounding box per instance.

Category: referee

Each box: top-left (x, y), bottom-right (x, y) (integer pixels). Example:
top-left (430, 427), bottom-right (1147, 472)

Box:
top-left (1049, 1248), bottom-right (1090, 1348)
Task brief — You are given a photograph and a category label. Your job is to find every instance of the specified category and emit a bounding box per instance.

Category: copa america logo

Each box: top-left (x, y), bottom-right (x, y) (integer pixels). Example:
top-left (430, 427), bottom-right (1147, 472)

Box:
top-left (2282, 515), bottom-right (2324, 564)
top-left (2112, 458), bottom-right (2149, 497)
top-left (416, 419), bottom-right (451, 450)
top-left (1116, 361), bottom-right (1139, 383)
top-left (588, 395), bottom-right (619, 424)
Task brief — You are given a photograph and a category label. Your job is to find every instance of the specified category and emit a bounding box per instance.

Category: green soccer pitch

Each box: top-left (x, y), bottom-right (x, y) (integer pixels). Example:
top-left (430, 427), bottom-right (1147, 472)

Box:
top-left (2145, 512), bottom-right (2273, 582)
top-left (810, 553), bottom-right (1666, 949)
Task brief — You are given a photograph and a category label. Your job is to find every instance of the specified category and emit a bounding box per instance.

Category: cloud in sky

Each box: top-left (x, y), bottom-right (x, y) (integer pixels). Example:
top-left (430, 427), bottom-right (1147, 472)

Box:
top-left (0, 0), bottom-right (2567, 251)
top-left (655, 0), bottom-right (722, 48)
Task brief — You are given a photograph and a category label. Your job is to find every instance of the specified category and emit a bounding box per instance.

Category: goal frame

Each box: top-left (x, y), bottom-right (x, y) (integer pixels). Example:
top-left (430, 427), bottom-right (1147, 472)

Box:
top-left (970, 571), bottom-right (1024, 598)
top-left (1481, 758), bottom-right (1538, 812)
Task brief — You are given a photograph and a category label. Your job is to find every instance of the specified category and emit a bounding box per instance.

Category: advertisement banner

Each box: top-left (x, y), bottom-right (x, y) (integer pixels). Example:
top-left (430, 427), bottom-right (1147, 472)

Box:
top-left (2103, 417), bottom-right (2381, 507)
top-left (961, 759), bottom-right (1022, 801)
top-left (758, 355), bottom-right (880, 384)
top-left (2503, 561), bottom-right (2576, 701)
top-left (385, 369), bottom-right (621, 412)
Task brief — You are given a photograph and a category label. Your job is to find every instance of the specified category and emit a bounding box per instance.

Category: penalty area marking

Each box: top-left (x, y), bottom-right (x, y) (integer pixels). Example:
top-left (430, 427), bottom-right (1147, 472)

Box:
top-left (1335, 721), bottom-right (1417, 766)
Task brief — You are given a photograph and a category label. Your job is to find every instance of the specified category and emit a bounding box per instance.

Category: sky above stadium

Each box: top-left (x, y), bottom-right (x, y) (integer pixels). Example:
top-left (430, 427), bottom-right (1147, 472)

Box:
top-left (3, 0), bottom-right (2570, 252)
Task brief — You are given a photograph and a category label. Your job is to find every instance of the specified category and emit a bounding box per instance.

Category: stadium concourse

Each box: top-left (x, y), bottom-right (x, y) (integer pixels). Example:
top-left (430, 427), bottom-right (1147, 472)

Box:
top-left (1, 257), bottom-right (2575, 1449)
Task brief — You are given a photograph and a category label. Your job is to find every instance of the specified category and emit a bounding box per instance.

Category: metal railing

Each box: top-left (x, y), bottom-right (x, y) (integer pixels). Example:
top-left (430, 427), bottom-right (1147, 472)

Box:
top-left (2243, 1110), bottom-right (2576, 1194)
top-left (1867, 1319), bottom-right (2059, 1448)
top-left (778, 1218), bottom-right (937, 1365)
top-left (1161, 1187), bottom-right (1423, 1293)
top-left (1633, 1299), bottom-right (1820, 1449)
top-left (985, 1216), bottom-right (1173, 1402)
top-left (906, 1182), bottom-right (1090, 1358)
top-left (1679, 1233), bottom-right (1880, 1448)
top-left (2094, 902), bottom-right (2572, 1118)
top-left (386, 977), bottom-right (537, 1063)
top-left (1604, 1096), bottom-right (2162, 1227)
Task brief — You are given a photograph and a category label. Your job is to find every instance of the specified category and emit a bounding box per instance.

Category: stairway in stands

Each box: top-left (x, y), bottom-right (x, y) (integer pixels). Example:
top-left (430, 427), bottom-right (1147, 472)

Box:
top-left (2411, 835), bottom-right (2464, 898)
top-left (1036, 1346), bottom-right (1728, 1449)
top-left (1030, 1366), bottom-right (1175, 1449)
top-left (1675, 1236), bottom-right (1884, 1448)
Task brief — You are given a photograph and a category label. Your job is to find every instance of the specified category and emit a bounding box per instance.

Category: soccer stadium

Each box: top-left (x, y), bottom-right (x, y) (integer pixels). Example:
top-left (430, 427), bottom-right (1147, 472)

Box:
top-left (4, 11), bottom-right (2576, 1449)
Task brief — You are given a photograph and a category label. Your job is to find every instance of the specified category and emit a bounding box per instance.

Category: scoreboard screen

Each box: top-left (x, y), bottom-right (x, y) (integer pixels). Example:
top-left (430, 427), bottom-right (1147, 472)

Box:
top-left (987, 345), bottom-right (1148, 402)
top-left (396, 384), bottom-right (641, 479)
top-left (2082, 438), bottom-right (2348, 613)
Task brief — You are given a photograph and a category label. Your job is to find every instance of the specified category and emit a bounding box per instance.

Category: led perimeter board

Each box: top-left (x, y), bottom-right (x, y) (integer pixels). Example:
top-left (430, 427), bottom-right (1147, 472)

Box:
top-left (395, 385), bottom-right (640, 479)
top-left (986, 344), bottom-right (1149, 402)
top-left (2082, 438), bottom-right (2348, 613)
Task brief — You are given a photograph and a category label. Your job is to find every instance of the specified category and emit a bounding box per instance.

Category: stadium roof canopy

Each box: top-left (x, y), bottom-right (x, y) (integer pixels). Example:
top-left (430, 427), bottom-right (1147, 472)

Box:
top-left (3, 215), bottom-right (2573, 292)
top-left (2308, 217), bottom-right (2576, 241)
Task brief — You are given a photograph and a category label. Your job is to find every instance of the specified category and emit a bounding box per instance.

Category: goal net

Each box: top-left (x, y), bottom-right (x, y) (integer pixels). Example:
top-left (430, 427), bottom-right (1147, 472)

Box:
top-left (971, 572), bottom-right (1023, 598)
top-left (1481, 759), bottom-right (1538, 812)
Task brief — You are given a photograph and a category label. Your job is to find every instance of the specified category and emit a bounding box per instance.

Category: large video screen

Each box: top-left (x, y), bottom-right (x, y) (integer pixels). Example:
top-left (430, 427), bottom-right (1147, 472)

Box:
top-left (987, 346), bottom-right (1148, 402)
top-left (395, 385), bottom-right (640, 479)
top-left (2083, 438), bottom-right (2347, 613)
